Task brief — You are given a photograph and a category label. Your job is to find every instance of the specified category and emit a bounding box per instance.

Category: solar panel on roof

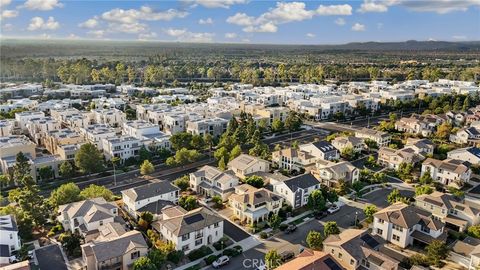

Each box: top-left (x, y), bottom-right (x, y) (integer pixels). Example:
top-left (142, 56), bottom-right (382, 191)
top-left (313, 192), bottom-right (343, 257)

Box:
top-left (360, 234), bottom-right (379, 248)
top-left (184, 213), bottom-right (204, 225)
top-left (324, 258), bottom-right (342, 270)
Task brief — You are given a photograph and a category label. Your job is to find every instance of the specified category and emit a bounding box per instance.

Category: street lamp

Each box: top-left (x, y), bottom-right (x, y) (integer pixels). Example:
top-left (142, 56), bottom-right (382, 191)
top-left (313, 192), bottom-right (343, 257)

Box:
top-left (354, 211), bottom-right (358, 227)
top-left (112, 157), bottom-right (120, 186)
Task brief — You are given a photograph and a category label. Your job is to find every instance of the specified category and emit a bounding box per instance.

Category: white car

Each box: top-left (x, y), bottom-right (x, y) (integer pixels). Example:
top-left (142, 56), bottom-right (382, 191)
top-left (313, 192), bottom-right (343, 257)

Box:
top-left (212, 255), bottom-right (230, 268)
top-left (327, 204), bottom-right (340, 214)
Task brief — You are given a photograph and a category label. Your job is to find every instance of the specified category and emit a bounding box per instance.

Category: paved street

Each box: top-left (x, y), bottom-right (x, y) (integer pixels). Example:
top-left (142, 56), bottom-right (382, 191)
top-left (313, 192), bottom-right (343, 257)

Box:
top-left (361, 186), bottom-right (415, 209)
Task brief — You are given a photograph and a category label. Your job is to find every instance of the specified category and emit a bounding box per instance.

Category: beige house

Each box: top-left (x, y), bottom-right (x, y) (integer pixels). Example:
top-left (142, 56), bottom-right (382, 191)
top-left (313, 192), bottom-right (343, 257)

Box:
top-left (421, 158), bottom-right (471, 188)
top-left (227, 154), bottom-right (270, 179)
top-left (43, 128), bottom-right (84, 155)
top-left (331, 136), bottom-right (364, 153)
top-left (271, 148), bottom-right (316, 173)
top-left (313, 160), bottom-right (359, 187)
top-left (405, 138), bottom-right (435, 156)
top-left (355, 128), bottom-right (391, 147)
top-left (323, 229), bottom-right (399, 270)
top-left (415, 192), bottom-right (480, 232)
top-left (190, 165), bottom-right (239, 201)
top-left (81, 228), bottom-right (148, 270)
top-left (229, 184), bottom-right (284, 224)
top-left (395, 114), bottom-right (444, 137)
top-left (377, 147), bottom-right (424, 169)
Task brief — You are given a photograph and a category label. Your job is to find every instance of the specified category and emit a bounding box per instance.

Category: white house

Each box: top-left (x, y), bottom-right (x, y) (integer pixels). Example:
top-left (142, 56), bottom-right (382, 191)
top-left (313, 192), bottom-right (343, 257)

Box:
top-left (190, 165), bottom-right (239, 201)
top-left (447, 147), bottom-right (480, 165)
top-left (271, 174), bottom-right (321, 209)
top-left (421, 158), bottom-right (471, 188)
top-left (299, 141), bottom-right (340, 161)
top-left (102, 136), bottom-right (141, 162)
top-left (227, 154), bottom-right (270, 179)
top-left (0, 215), bottom-right (21, 255)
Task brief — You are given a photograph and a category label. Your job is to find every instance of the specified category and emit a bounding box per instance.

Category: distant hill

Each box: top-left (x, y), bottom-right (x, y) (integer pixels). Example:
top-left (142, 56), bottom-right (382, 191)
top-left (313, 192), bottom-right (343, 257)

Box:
top-left (322, 40), bottom-right (480, 51)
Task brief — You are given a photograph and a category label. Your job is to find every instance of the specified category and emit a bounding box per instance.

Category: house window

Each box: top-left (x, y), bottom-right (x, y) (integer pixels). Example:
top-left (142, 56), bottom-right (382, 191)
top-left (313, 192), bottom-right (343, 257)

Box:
top-left (99, 221), bottom-right (103, 226)
top-left (182, 233), bottom-right (190, 241)
top-left (331, 249), bottom-right (334, 255)
top-left (350, 259), bottom-right (355, 265)
top-left (392, 224), bottom-right (403, 232)
top-left (182, 245), bottom-right (190, 252)
top-left (195, 239), bottom-right (202, 246)
top-left (392, 235), bottom-right (400, 241)
top-left (377, 229), bottom-right (383, 235)
top-left (9, 234), bottom-right (12, 239)
top-left (131, 251), bottom-right (140, 260)
top-left (214, 222), bottom-right (220, 228)
top-left (378, 219), bottom-right (384, 224)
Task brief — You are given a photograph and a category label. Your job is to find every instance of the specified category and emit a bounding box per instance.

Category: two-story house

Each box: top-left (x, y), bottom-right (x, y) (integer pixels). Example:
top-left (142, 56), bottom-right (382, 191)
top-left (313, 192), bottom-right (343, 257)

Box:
top-left (372, 202), bottom-right (447, 248)
top-left (190, 165), bottom-right (239, 201)
top-left (0, 215), bottom-right (21, 259)
top-left (58, 197), bottom-right (118, 235)
top-left (313, 160), bottom-right (359, 187)
top-left (229, 184), bottom-right (284, 225)
top-left (355, 128), bottom-right (391, 147)
top-left (227, 154), bottom-right (270, 179)
top-left (121, 181), bottom-right (180, 218)
top-left (415, 192), bottom-right (480, 232)
top-left (447, 147), bottom-right (480, 165)
top-left (331, 136), bottom-right (364, 154)
top-left (299, 141), bottom-right (340, 161)
top-left (405, 138), bottom-right (435, 156)
top-left (271, 174), bottom-right (321, 209)
top-left (271, 148), bottom-right (317, 173)
top-left (421, 158), bottom-right (471, 188)
top-left (152, 206), bottom-right (223, 254)
top-left (378, 147), bottom-right (424, 169)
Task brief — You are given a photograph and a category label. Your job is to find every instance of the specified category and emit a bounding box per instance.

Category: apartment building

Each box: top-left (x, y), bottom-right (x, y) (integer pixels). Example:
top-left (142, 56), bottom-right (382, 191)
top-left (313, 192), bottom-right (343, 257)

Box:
top-left (271, 174), bottom-right (321, 209)
top-left (0, 135), bottom-right (36, 175)
top-left (122, 120), bottom-right (171, 150)
top-left (152, 206), bottom-right (223, 254)
top-left (421, 158), bottom-right (471, 188)
top-left (0, 120), bottom-right (14, 137)
top-left (102, 136), bottom-right (141, 162)
top-left (122, 181), bottom-right (180, 217)
top-left (79, 124), bottom-right (117, 150)
top-left (43, 128), bottom-right (84, 155)
top-left (190, 165), bottom-right (239, 201)
top-left (186, 117), bottom-right (228, 138)
top-left (355, 128), bottom-right (391, 147)
top-left (227, 154), bottom-right (270, 179)
top-left (229, 184), bottom-right (284, 224)
top-left (14, 111), bottom-right (45, 132)
top-left (58, 197), bottom-right (118, 235)
top-left (372, 202), bottom-right (447, 248)
top-left (25, 117), bottom-right (62, 144)
top-left (91, 108), bottom-right (126, 128)
top-left (415, 192), bottom-right (480, 232)
top-left (314, 160), bottom-right (359, 187)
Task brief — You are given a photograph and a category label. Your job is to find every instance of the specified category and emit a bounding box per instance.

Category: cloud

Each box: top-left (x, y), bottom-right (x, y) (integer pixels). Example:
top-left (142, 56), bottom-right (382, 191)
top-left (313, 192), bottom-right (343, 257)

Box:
top-left (0, 0), bottom-right (12, 6)
top-left (317, 4), bottom-right (352, 15)
top-left (108, 22), bottom-right (148, 34)
top-left (358, 1), bottom-right (388, 13)
top-left (138, 32), bottom-right (157, 40)
top-left (243, 22), bottom-right (278, 33)
top-left (67, 33), bottom-right (79, 39)
top-left (452, 35), bottom-right (467, 40)
top-left (358, 0), bottom-right (480, 14)
top-left (306, 33), bottom-right (315, 38)
top-left (2, 23), bottom-right (13, 31)
top-left (334, 18), bottom-right (346, 25)
top-left (184, 0), bottom-right (247, 9)
top-left (352, 23), bottom-right (366, 31)
top-left (164, 28), bottom-right (214, 42)
top-left (27, 16), bottom-right (60, 31)
top-left (39, 33), bottom-right (51, 39)
top-left (1, 9), bottom-right (18, 19)
top-left (226, 13), bottom-right (256, 26)
top-left (198, 17), bottom-right (213, 24)
top-left (261, 2), bottom-right (316, 23)
top-left (87, 30), bottom-right (105, 38)
top-left (225, 32), bottom-right (237, 39)
top-left (79, 18), bottom-right (98, 29)
top-left (22, 0), bottom-right (63, 10)
top-left (101, 6), bottom-right (188, 24)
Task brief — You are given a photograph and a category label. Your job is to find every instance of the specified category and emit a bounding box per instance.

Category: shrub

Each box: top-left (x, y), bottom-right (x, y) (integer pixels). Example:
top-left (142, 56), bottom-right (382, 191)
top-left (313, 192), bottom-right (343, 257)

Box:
top-left (167, 250), bottom-right (184, 264)
top-left (205, 255), bottom-right (219, 265)
top-left (187, 246), bottom-right (213, 261)
top-left (260, 232), bottom-right (268, 239)
top-left (213, 237), bottom-right (230, 251)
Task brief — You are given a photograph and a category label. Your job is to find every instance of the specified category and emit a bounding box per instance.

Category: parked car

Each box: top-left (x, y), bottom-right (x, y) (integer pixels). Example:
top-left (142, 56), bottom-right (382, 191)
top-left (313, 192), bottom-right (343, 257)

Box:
top-left (9, 256), bottom-right (18, 264)
top-left (212, 256), bottom-right (230, 268)
top-left (285, 224), bottom-right (297, 234)
top-left (327, 204), bottom-right (340, 214)
top-left (280, 251), bottom-right (295, 262)
top-left (314, 211), bottom-right (328, 219)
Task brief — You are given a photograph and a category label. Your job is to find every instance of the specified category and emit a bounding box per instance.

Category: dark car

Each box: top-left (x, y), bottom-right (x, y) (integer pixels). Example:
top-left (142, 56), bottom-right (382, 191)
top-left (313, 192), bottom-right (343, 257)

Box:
top-left (280, 251), bottom-right (295, 262)
top-left (285, 224), bottom-right (297, 234)
top-left (314, 211), bottom-right (328, 220)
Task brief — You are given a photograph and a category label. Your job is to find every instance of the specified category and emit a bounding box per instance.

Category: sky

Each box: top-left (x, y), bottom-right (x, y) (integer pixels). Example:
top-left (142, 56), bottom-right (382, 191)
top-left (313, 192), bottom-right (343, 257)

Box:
top-left (0, 0), bottom-right (479, 44)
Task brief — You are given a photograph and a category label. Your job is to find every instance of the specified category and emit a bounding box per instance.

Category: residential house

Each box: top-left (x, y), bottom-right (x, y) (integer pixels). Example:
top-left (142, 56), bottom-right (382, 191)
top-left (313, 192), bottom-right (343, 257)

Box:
top-left (81, 229), bottom-right (148, 270)
top-left (102, 136), bottom-right (141, 162)
top-left (91, 108), bottom-right (126, 128)
top-left (0, 135), bottom-right (36, 178)
top-left (227, 154), bottom-right (270, 179)
top-left (190, 165), bottom-right (239, 201)
top-left (186, 117), bottom-right (228, 138)
top-left (152, 206), bottom-right (223, 254)
top-left (447, 147), bottom-right (480, 165)
top-left (355, 128), bottom-right (391, 147)
top-left (229, 184), bottom-right (284, 224)
top-left (449, 237), bottom-right (480, 270)
top-left (421, 158), bottom-right (471, 188)
top-left (395, 114), bottom-right (444, 137)
top-left (79, 124), bottom-right (117, 150)
top-left (450, 126), bottom-right (480, 145)
top-left (0, 215), bottom-right (21, 259)
top-left (0, 120), bottom-right (14, 137)
top-left (323, 229), bottom-right (399, 270)
top-left (122, 181), bottom-right (180, 218)
top-left (43, 128), bottom-right (84, 155)
top-left (271, 148), bottom-right (316, 173)
top-left (299, 141), bottom-right (340, 161)
top-left (415, 191), bottom-right (480, 232)
top-left (313, 160), bottom-right (359, 187)
top-left (372, 202), bottom-right (447, 248)
top-left (271, 173), bottom-right (321, 209)
top-left (276, 249), bottom-right (344, 270)
top-left (405, 138), bottom-right (435, 156)
top-left (377, 147), bottom-right (423, 169)
top-left (331, 136), bottom-right (364, 154)
top-left (58, 197), bottom-right (118, 235)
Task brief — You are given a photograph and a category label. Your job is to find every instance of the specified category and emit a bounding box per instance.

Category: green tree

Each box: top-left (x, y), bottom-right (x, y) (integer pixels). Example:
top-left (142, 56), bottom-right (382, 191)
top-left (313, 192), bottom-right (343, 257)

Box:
top-left (59, 161), bottom-right (74, 178)
top-left (268, 214), bottom-right (281, 230)
top-left (169, 148), bottom-right (201, 166)
top-left (49, 182), bottom-right (82, 207)
top-left (140, 160), bottom-right (155, 175)
top-left (58, 232), bottom-right (82, 257)
top-left (307, 190), bottom-right (326, 212)
top-left (387, 189), bottom-right (403, 204)
top-left (364, 205), bottom-right (377, 222)
top-left (132, 257), bottom-right (156, 270)
top-left (139, 146), bottom-right (152, 162)
top-left (147, 249), bottom-right (167, 269)
top-left (306, 230), bottom-right (323, 250)
top-left (341, 146), bottom-right (355, 160)
top-left (435, 122), bottom-right (452, 140)
top-left (415, 185), bottom-right (434, 196)
top-left (80, 184), bottom-right (114, 201)
top-left (178, 195), bottom-right (198, 211)
top-left (244, 175), bottom-right (264, 188)
top-left (173, 175), bottom-right (190, 191)
top-left (38, 166), bottom-right (54, 181)
top-left (324, 221), bottom-right (340, 236)
top-left (211, 195), bottom-right (223, 208)
top-left (425, 240), bottom-right (448, 267)
top-left (170, 132), bottom-right (193, 150)
top-left (13, 152), bottom-right (33, 186)
top-left (75, 143), bottom-right (103, 175)
top-left (467, 225), bottom-right (480, 239)
top-left (264, 250), bottom-right (282, 269)
top-left (271, 119), bottom-right (284, 133)
top-left (285, 111), bottom-right (302, 132)
top-left (229, 145), bottom-right (242, 161)
top-left (463, 96), bottom-right (471, 111)
top-left (8, 185), bottom-right (48, 228)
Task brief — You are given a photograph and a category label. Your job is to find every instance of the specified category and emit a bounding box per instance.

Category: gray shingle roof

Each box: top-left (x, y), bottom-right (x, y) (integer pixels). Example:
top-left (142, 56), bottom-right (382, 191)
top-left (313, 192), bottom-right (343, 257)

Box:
top-left (154, 207), bottom-right (223, 237)
top-left (122, 181), bottom-right (180, 202)
top-left (89, 230), bottom-right (147, 262)
top-left (283, 173), bottom-right (320, 191)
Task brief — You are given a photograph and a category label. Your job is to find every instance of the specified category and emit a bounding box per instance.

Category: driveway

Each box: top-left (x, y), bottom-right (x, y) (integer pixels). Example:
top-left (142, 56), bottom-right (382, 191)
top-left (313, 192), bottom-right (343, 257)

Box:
top-left (362, 187), bottom-right (414, 209)
top-left (223, 219), bottom-right (251, 242)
